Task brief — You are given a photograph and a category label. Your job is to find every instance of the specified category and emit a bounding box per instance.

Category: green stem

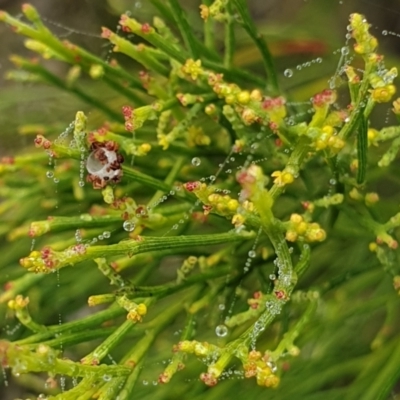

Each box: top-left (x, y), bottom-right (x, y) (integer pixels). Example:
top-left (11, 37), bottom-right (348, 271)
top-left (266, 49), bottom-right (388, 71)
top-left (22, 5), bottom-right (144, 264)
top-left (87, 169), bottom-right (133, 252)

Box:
top-left (81, 319), bottom-right (139, 365)
top-left (121, 265), bottom-right (232, 299)
top-left (15, 302), bottom-right (125, 345)
top-left (361, 338), bottom-right (400, 400)
top-left (3, 340), bottom-right (131, 378)
top-left (29, 214), bottom-right (122, 237)
top-left (148, 156), bottom-right (185, 207)
top-left (203, 0), bottom-right (216, 51)
top-left (224, 10), bottom-right (235, 68)
top-left (339, 61), bottom-right (373, 140)
top-left (231, 0), bottom-right (279, 94)
top-left (26, 231), bottom-right (255, 272)
top-left (169, 0), bottom-right (199, 59)
top-left (40, 327), bottom-right (116, 348)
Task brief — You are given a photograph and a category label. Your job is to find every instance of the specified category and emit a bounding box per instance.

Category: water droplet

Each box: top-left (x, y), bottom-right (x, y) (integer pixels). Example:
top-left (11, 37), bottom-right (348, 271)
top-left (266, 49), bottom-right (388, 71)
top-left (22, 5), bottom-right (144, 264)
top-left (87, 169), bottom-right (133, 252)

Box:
top-left (123, 221), bottom-right (135, 232)
top-left (218, 303), bottom-right (225, 310)
top-left (267, 361), bottom-right (278, 373)
top-left (103, 231), bottom-right (111, 239)
top-left (191, 157), bottom-right (201, 166)
top-left (98, 235), bottom-right (104, 240)
top-left (269, 274), bottom-right (276, 280)
top-left (341, 46), bottom-right (349, 55)
top-left (382, 30), bottom-right (388, 36)
top-left (102, 374), bottom-right (111, 382)
top-left (78, 180), bottom-right (85, 187)
top-left (209, 175), bottom-right (216, 182)
top-left (316, 57), bottom-right (322, 63)
top-left (142, 380), bottom-right (148, 385)
top-left (215, 324), bottom-right (228, 337)
top-left (46, 171), bottom-right (54, 178)
top-left (248, 250), bottom-right (256, 258)
top-left (284, 69), bottom-right (293, 78)
top-left (53, 178), bottom-right (59, 183)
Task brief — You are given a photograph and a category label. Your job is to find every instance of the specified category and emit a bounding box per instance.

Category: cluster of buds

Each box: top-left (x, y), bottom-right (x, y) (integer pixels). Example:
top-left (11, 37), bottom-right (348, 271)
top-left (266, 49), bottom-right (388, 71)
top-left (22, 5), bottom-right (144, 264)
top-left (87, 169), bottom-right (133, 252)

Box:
top-left (247, 290), bottom-right (265, 310)
top-left (187, 125), bottom-right (211, 147)
top-left (349, 188), bottom-right (379, 206)
top-left (285, 213), bottom-right (326, 243)
top-left (204, 193), bottom-right (239, 216)
top-left (20, 248), bottom-right (57, 272)
top-left (112, 196), bottom-right (138, 220)
top-left (349, 13), bottom-right (378, 55)
top-left (231, 200), bottom-right (254, 228)
top-left (34, 134), bottom-right (52, 151)
top-left (20, 243), bottom-right (87, 273)
top-left (118, 14), bottom-right (154, 34)
top-left (241, 350), bottom-right (280, 388)
top-left (122, 104), bottom-right (159, 132)
top-left (117, 295), bottom-right (148, 322)
top-left (183, 181), bottom-right (240, 218)
top-left (176, 256), bottom-right (198, 283)
top-left (309, 89), bottom-right (338, 128)
top-left (86, 141), bottom-right (124, 189)
top-left (207, 71), bottom-right (286, 126)
top-left (175, 340), bottom-right (220, 358)
top-left (370, 234), bottom-right (398, 250)
top-left (261, 96), bottom-right (287, 124)
top-left (307, 125), bottom-right (345, 152)
top-left (369, 68), bottom-right (397, 103)
top-left (127, 303), bottom-right (147, 322)
top-left (199, 0), bottom-right (229, 22)
top-left (271, 170), bottom-right (295, 187)
top-left (312, 89), bottom-right (337, 108)
top-left (181, 59), bottom-right (203, 80)
top-left (236, 165), bottom-right (269, 199)
top-left (28, 217), bottom-right (52, 237)
top-left (7, 294), bottom-right (29, 311)
top-left (158, 361), bottom-right (185, 384)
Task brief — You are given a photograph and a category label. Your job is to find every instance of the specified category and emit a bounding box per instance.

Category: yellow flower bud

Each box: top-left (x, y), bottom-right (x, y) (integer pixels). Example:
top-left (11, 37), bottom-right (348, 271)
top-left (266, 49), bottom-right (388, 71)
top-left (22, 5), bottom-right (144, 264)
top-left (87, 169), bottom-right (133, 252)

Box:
top-left (369, 242), bottom-right (378, 252)
top-left (237, 91), bottom-right (251, 105)
top-left (290, 213), bottom-right (303, 224)
top-left (250, 89), bottom-right (262, 101)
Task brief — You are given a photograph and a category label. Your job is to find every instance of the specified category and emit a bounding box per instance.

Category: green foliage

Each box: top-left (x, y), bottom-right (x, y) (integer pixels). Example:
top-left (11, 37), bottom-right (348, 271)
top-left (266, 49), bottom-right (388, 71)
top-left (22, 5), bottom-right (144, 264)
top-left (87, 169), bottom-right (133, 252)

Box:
top-left (1, 2), bottom-right (400, 399)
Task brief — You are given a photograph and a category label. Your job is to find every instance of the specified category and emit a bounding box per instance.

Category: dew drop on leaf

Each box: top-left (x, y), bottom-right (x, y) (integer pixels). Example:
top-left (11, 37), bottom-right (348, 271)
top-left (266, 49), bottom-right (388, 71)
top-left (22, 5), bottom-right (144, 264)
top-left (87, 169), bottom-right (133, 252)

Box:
top-left (191, 157), bottom-right (201, 166)
top-left (215, 324), bottom-right (228, 337)
top-left (123, 221), bottom-right (135, 232)
top-left (284, 69), bottom-right (293, 78)
top-left (341, 46), bottom-right (349, 55)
